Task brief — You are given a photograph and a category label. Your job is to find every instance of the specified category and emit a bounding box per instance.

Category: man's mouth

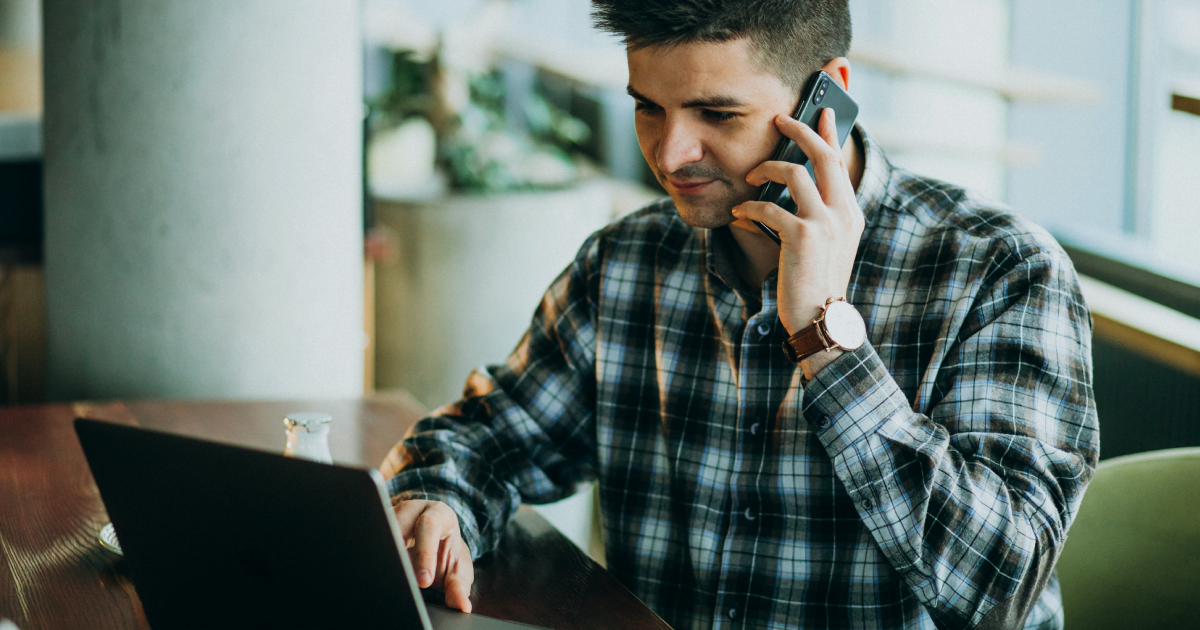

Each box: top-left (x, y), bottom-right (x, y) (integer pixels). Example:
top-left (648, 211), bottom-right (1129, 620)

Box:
top-left (668, 179), bottom-right (715, 195)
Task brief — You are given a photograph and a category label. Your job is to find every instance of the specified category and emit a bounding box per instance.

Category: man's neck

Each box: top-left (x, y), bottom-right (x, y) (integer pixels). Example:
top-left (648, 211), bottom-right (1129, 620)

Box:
top-left (728, 131), bottom-right (865, 290)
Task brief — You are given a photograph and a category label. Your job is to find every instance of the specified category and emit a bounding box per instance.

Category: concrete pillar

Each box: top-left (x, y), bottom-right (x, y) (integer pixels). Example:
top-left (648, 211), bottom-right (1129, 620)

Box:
top-left (43, 1), bottom-right (364, 400)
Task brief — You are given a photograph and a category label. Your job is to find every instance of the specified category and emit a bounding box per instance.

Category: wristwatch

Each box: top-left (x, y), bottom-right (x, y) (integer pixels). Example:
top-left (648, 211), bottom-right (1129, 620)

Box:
top-left (782, 298), bottom-right (867, 362)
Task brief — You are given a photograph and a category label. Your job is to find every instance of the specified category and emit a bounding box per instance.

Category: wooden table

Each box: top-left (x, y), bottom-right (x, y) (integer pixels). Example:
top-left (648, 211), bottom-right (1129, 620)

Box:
top-left (0, 396), bottom-right (671, 630)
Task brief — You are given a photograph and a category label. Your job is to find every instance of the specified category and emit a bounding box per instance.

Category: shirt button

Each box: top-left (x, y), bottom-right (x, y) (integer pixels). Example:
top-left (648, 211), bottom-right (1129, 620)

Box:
top-left (728, 607), bottom-right (738, 619)
top-left (756, 322), bottom-right (771, 336)
top-left (749, 422), bottom-right (760, 435)
top-left (744, 508), bottom-right (756, 521)
top-left (818, 417), bottom-right (831, 430)
top-left (860, 498), bottom-right (873, 510)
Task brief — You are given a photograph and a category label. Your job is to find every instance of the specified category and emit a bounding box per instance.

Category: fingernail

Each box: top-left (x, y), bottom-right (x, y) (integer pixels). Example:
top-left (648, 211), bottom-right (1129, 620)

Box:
top-left (418, 570), bottom-right (431, 584)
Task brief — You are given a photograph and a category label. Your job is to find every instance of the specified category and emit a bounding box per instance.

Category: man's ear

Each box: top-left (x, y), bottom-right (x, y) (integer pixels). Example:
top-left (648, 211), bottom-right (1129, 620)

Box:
top-left (820, 57), bottom-right (851, 92)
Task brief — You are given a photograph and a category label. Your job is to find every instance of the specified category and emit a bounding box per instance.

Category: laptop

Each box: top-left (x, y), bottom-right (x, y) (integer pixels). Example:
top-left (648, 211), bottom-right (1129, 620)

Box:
top-left (74, 418), bottom-right (547, 630)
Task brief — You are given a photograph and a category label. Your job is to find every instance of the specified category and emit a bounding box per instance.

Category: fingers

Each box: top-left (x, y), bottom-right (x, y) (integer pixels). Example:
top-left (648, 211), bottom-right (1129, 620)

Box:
top-left (776, 107), bottom-right (838, 154)
top-left (393, 500), bottom-right (475, 612)
top-left (769, 110), bottom-right (853, 206)
top-left (442, 538), bottom-right (475, 613)
top-left (733, 201), bottom-right (805, 243)
top-left (745, 158), bottom-right (824, 220)
top-left (817, 107), bottom-right (839, 149)
top-left (411, 503), bottom-right (455, 588)
top-left (394, 499), bottom-right (426, 543)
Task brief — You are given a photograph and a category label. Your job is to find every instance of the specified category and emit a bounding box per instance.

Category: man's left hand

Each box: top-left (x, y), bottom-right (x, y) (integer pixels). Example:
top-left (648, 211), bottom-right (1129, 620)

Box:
top-left (731, 108), bottom-right (864, 339)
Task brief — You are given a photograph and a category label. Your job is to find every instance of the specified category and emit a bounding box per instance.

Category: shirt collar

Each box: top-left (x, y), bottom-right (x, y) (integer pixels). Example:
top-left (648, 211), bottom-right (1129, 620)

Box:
top-left (852, 123), bottom-right (893, 224)
top-left (704, 225), bottom-right (762, 311)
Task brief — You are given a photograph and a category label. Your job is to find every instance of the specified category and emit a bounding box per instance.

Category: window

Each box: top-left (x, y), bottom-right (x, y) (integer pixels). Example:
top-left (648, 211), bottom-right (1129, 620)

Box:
top-left (1007, 0), bottom-right (1200, 287)
top-left (1143, 0), bottom-right (1200, 273)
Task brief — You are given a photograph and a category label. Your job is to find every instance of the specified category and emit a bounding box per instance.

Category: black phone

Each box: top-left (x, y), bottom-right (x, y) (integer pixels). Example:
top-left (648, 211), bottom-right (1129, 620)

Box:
top-left (752, 70), bottom-right (859, 244)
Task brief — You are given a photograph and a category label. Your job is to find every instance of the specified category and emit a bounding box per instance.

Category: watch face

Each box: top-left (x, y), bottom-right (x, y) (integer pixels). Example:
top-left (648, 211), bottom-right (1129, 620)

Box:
top-left (823, 301), bottom-right (867, 350)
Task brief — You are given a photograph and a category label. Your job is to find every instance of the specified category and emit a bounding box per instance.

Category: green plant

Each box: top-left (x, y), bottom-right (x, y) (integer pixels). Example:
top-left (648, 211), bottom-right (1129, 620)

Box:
top-left (368, 50), bottom-right (436, 126)
top-left (369, 49), bottom-right (591, 193)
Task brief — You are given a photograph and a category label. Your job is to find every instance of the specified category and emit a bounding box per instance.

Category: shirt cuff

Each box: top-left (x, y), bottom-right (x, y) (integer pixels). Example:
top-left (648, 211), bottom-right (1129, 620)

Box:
top-left (800, 341), bottom-right (917, 519)
top-left (802, 341), bottom-right (911, 447)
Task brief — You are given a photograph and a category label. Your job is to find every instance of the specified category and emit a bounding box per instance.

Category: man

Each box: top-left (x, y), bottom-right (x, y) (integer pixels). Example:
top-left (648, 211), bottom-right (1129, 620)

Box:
top-left (382, 1), bottom-right (1099, 628)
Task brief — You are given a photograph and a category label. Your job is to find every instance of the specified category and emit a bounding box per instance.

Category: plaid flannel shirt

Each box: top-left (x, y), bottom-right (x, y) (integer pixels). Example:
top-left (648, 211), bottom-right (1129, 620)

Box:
top-left (385, 127), bottom-right (1099, 630)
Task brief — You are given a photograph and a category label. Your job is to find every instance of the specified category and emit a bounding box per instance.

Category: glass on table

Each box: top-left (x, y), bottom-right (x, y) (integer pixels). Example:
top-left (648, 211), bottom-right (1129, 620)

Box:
top-left (284, 412), bottom-right (333, 463)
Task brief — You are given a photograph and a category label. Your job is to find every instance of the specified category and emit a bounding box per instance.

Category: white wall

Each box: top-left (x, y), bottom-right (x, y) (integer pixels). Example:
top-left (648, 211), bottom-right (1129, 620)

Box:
top-left (851, 0), bottom-right (1012, 201)
top-left (1007, 0), bottom-right (1134, 234)
top-left (43, 0), bottom-right (365, 400)
top-left (1146, 0), bottom-right (1200, 273)
top-left (374, 183), bottom-right (614, 409)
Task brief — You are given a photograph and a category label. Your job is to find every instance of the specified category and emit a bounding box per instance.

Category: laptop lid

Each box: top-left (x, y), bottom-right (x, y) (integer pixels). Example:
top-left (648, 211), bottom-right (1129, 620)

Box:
top-left (75, 417), bottom-right (438, 629)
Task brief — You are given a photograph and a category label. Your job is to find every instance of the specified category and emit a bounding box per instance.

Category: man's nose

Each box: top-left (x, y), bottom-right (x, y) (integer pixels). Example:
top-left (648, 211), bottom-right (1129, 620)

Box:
top-left (656, 116), bottom-right (703, 175)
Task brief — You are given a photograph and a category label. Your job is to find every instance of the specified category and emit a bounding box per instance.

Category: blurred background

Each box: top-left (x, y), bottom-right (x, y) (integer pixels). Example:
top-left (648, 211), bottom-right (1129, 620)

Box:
top-left (2, 0), bottom-right (1199, 558)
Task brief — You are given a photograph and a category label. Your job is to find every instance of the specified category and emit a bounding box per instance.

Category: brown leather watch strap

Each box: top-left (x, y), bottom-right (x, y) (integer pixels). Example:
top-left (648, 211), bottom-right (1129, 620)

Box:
top-left (782, 324), bottom-right (828, 363)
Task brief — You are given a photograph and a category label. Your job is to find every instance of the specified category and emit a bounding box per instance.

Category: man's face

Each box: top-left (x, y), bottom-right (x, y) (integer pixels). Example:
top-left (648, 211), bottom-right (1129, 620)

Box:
top-left (627, 38), bottom-right (798, 228)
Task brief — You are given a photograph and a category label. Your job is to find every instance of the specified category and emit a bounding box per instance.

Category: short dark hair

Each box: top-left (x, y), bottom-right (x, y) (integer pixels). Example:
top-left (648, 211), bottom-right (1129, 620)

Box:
top-left (592, 0), bottom-right (852, 92)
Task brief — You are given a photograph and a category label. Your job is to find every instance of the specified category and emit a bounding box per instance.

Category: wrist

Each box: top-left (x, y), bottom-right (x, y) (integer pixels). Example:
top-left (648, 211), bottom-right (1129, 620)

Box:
top-left (783, 290), bottom-right (851, 336)
top-left (783, 304), bottom-right (825, 337)
top-left (781, 298), bottom-right (866, 365)
top-left (801, 347), bottom-right (845, 381)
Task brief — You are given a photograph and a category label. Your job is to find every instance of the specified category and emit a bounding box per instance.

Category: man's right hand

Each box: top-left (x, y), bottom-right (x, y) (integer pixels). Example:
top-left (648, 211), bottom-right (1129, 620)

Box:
top-left (394, 499), bottom-right (475, 613)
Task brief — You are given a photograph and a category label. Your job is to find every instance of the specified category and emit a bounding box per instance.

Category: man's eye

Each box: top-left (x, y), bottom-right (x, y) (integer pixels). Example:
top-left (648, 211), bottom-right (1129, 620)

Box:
top-left (635, 101), bottom-right (661, 114)
top-left (702, 110), bottom-right (736, 123)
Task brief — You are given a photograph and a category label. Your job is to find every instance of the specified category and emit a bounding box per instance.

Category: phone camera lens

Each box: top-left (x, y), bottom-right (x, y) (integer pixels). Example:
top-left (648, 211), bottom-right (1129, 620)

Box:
top-left (814, 94), bottom-right (823, 104)
top-left (820, 80), bottom-right (829, 90)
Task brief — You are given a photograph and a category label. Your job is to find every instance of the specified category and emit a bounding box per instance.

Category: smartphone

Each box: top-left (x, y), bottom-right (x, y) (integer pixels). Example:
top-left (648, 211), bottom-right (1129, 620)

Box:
top-left (752, 70), bottom-right (859, 244)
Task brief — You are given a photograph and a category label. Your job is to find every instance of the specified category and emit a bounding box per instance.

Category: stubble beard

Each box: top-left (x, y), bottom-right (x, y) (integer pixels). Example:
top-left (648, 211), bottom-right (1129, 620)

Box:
top-left (657, 163), bottom-right (758, 229)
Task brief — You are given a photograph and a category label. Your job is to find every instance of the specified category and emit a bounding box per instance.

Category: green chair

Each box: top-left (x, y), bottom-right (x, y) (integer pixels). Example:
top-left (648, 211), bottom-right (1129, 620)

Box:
top-left (1056, 447), bottom-right (1200, 629)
